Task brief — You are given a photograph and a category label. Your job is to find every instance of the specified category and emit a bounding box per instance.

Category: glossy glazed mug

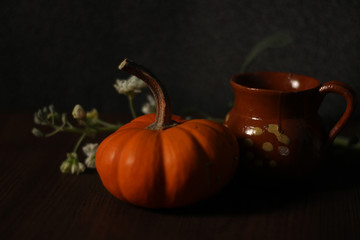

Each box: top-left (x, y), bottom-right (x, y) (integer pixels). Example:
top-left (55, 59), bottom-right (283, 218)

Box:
top-left (224, 72), bottom-right (356, 177)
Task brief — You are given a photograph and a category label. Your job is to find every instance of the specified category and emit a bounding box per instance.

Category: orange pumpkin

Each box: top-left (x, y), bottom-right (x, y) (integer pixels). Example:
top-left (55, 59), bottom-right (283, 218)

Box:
top-left (95, 59), bottom-right (239, 208)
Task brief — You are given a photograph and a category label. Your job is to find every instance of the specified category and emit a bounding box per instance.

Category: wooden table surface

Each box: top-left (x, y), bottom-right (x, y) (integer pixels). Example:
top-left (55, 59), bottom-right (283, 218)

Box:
top-left (1, 113), bottom-right (359, 240)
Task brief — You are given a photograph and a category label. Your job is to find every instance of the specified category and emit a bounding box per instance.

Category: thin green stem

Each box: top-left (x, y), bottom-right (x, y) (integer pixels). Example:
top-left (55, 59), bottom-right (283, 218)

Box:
top-left (45, 127), bottom-right (64, 137)
top-left (65, 127), bottom-right (94, 134)
top-left (66, 121), bottom-right (75, 128)
top-left (73, 132), bottom-right (87, 153)
top-left (96, 119), bottom-right (122, 129)
top-left (240, 33), bottom-right (292, 73)
top-left (51, 114), bottom-right (55, 125)
top-left (333, 136), bottom-right (360, 150)
top-left (332, 136), bottom-right (350, 147)
top-left (45, 120), bottom-right (67, 137)
top-left (47, 126), bottom-right (83, 135)
top-left (44, 121), bottom-right (120, 138)
top-left (49, 107), bottom-right (55, 125)
top-left (128, 95), bottom-right (137, 119)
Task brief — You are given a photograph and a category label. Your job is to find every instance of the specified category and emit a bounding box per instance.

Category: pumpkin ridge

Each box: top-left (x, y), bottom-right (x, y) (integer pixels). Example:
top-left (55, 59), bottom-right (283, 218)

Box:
top-left (177, 123), bottom-right (218, 166)
top-left (118, 129), bottom-right (167, 207)
top-left (156, 131), bottom-right (167, 207)
top-left (166, 126), bottom-right (213, 201)
top-left (96, 129), bottom-right (139, 201)
top-left (178, 121), bottom-right (238, 190)
top-left (157, 131), bottom-right (176, 206)
top-left (187, 120), bottom-right (236, 147)
top-left (114, 128), bottom-right (152, 204)
top-left (112, 128), bottom-right (148, 203)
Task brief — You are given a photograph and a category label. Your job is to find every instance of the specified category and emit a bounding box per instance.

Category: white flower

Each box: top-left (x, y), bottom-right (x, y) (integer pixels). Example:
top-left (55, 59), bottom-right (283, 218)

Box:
top-left (114, 75), bottom-right (147, 97)
top-left (70, 162), bottom-right (86, 175)
top-left (34, 105), bottom-right (56, 125)
top-left (82, 143), bottom-right (98, 168)
top-left (141, 95), bottom-right (156, 114)
top-left (32, 128), bottom-right (44, 137)
top-left (72, 104), bottom-right (86, 119)
top-left (60, 153), bottom-right (86, 175)
top-left (60, 161), bottom-right (71, 173)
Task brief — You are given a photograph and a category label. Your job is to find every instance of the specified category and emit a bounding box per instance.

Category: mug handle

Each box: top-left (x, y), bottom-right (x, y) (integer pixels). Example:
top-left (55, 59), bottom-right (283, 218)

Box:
top-left (318, 81), bottom-right (356, 144)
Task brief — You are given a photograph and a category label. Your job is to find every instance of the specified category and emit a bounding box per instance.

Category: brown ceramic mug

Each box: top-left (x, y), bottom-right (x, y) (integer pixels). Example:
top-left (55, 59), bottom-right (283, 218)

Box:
top-left (224, 72), bottom-right (356, 177)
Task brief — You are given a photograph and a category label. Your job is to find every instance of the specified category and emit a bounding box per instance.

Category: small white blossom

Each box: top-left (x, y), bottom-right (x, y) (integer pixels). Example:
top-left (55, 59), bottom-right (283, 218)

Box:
top-left (71, 162), bottom-right (86, 174)
top-left (114, 75), bottom-right (147, 97)
top-left (141, 95), bottom-right (156, 114)
top-left (60, 161), bottom-right (71, 173)
top-left (34, 105), bottom-right (56, 125)
top-left (82, 143), bottom-right (98, 168)
top-left (60, 153), bottom-right (86, 175)
top-left (32, 128), bottom-right (44, 137)
top-left (72, 104), bottom-right (86, 119)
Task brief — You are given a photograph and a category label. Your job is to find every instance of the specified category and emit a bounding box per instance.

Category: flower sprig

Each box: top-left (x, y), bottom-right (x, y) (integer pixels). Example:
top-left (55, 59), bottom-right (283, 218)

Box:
top-left (32, 104), bottom-right (121, 174)
top-left (32, 75), bottom-right (156, 175)
top-left (332, 135), bottom-right (360, 150)
top-left (114, 75), bottom-right (147, 118)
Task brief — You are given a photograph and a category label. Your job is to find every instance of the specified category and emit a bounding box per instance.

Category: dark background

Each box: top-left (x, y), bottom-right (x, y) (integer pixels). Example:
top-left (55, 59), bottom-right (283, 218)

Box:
top-left (1, 0), bottom-right (360, 124)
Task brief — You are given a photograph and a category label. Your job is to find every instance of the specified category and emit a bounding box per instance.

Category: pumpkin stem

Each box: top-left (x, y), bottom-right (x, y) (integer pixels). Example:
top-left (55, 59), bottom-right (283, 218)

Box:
top-left (119, 59), bottom-right (176, 130)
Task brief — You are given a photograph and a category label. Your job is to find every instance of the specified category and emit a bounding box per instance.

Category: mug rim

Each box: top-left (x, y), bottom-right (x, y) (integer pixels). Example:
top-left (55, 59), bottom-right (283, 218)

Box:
top-left (231, 72), bottom-right (322, 94)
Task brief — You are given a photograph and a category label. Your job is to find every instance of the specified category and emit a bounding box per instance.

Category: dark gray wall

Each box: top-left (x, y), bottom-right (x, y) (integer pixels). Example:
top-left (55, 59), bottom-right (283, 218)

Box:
top-left (1, 0), bottom-right (360, 124)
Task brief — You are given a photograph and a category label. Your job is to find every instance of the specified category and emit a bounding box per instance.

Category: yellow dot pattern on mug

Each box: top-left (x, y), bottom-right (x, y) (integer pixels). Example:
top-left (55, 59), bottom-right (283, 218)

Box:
top-left (265, 124), bottom-right (290, 145)
top-left (278, 146), bottom-right (290, 156)
top-left (242, 124), bottom-right (292, 167)
top-left (262, 142), bottom-right (273, 152)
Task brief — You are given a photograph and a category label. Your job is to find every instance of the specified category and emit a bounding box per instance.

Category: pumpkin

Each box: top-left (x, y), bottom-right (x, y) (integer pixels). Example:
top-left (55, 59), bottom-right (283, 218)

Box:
top-left (95, 59), bottom-right (239, 208)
